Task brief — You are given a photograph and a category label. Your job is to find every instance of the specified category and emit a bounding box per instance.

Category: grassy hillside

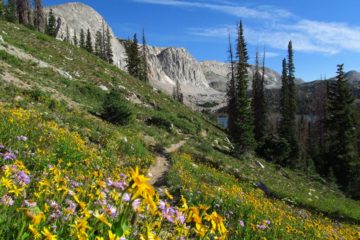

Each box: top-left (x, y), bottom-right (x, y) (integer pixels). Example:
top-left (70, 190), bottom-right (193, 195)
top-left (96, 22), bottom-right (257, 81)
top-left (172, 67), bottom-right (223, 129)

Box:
top-left (0, 20), bottom-right (359, 239)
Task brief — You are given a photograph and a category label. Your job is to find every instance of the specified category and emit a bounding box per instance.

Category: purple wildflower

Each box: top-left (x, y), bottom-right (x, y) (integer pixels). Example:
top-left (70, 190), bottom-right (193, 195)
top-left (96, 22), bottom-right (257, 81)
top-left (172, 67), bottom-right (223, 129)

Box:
top-left (106, 204), bottom-right (117, 218)
top-left (122, 193), bottom-right (131, 202)
top-left (176, 210), bottom-right (186, 224)
top-left (1, 195), bottom-right (14, 206)
top-left (132, 199), bottom-right (141, 210)
top-left (113, 181), bottom-right (126, 190)
top-left (265, 220), bottom-right (271, 225)
top-left (24, 200), bottom-right (37, 207)
top-left (16, 171), bottom-right (30, 185)
top-left (239, 220), bottom-right (245, 227)
top-left (257, 224), bottom-right (267, 230)
top-left (1, 149), bottom-right (16, 161)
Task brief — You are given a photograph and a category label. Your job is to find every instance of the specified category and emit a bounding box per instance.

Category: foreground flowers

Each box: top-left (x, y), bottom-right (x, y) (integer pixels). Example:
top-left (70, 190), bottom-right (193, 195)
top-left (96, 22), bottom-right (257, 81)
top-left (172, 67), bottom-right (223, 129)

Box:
top-left (0, 106), bottom-right (227, 239)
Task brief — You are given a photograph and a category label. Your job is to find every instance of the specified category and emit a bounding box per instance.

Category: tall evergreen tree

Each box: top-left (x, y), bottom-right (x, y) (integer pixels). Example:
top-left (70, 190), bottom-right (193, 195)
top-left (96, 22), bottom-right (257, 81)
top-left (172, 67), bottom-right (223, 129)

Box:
top-left (252, 49), bottom-right (267, 142)
top-left (287, 41), bottom-right (298, 157)
top-left (232, 21), bottom-right (255, 155)
top-left (173, 80), bottom-right (183, 103)
top-left (95, 30), bottom-right (103, 57)
top-left (227, 34), bottom-right (236, 134)
top-left (0, 0), bottom-right (3, 18)
top-left (5, 0), bottom-right (17, 22)
top-left (326, 64), bottom-right (359, 192)
top-left (279, 41), bottom-right (298, 165)
top-left (79, 28), bottom-right (85, 49)
top-left (85, 29), bottom-right (93, 53)
top-left (125, 34), bottom-right (142, 79)
top-left (33, 0), bottom-right (44, 31)
top-left (17, 0), bottom-right (29, 24)
top-left (45, 9), bottom-right (56, 37)
top-left (73, 30), bottom-right (78, 46)
top-left (139, 29), bottom-right (148, 82)
top-left (105, 26), bottom-right (113, 63)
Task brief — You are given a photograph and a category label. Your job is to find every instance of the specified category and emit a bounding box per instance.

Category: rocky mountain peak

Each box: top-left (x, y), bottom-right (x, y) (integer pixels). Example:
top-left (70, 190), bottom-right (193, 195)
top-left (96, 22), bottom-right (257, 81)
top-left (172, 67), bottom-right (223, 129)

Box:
top-left (45, 2), bottom-right (127, 70)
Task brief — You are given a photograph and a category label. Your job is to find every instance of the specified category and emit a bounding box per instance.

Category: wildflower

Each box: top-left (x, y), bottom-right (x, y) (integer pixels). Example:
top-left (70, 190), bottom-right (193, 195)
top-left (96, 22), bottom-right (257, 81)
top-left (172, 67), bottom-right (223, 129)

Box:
top-left (122, 193), bottom-right (131, 202)
top-left (71, 217), bottom-right (92, 238)
top-left (108, 230), bottom-right (120, 240)
top-left (1, 177), bottom-right (13, 189)
top-left (41, 227), bottom-right (57, 240)
top-left (28, 224), bottom-right (41, 239)
top-left (113, 181), bottom-right (126, 190)
top-left (0, 149), bottom-right (16, 161)
top-left (16, 171), bottom-right (30, 185)
top-left (257, 224), bottom-right (267, 230)
top-left (93, 210), bottom-right (112, 227)
top-left (1, 195), bottom-right (14, 206)
top-left (132, 199), bottom-right (141, 211)
top-left (24, 200), bottom-right (37, 207)
top-left (239, 220), bottom-right (245, 227)
top-left (105, 204), bottom-right (117, 218)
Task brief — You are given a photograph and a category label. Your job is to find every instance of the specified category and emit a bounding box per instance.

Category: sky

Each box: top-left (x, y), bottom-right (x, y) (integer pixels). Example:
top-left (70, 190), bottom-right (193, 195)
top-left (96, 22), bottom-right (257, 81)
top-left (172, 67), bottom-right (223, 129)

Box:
top-left (43, 0), bottom-right (360, 81)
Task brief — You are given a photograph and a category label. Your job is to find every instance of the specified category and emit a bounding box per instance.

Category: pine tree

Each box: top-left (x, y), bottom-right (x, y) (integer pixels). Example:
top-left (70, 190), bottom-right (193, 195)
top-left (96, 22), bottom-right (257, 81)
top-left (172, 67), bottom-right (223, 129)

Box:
top-left (227, 34), bottom-right (236, 134)
top-left (0, 0), bottom-right (3, 18)
top-left (279, 58), bottom-right (288, 134)
top-left (252, 49), bottom-right (267, 142)
top-left (45, 9), bottom-right (56, 37)
top-left (85, 29), bottom-right (93, 53)
top-left (95, 30), bottom-right (103, 57)
top-left (65, 25), bottom-right (70, 43)
top-left (279, 41), bottom-right (298, 165)
top-left (125, 34), bottom-right (141, 79)
top-left (105, 26), bottom-right (113, 63)
top-left (287, 41), bottom-right (298, 159)
top-left (139, 29), bottom-right (148, 82)
top-left (5, 0), bottom-right (17, 22)
top-left (17, 0), bottom-right (29, 24)
top-left (79, 29), bottom-right (85, 49)
top-left (326, 64), bottom-right (359, 192)
top-left (73, 30), bottom-right (78, 46)
top-left (33, 0), bottom-right (44, 31)
top-left (232, 21), bottom-right (255, 155)
top-left (173, 80), bottom-right (183, 103)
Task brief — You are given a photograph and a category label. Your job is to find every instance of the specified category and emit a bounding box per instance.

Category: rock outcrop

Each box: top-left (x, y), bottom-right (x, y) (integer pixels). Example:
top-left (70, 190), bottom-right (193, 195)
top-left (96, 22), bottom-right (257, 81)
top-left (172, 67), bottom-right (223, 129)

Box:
top-left (200, 61), bottom-right (282, 92)
top-left (45, 3), bottom-right (127, 70)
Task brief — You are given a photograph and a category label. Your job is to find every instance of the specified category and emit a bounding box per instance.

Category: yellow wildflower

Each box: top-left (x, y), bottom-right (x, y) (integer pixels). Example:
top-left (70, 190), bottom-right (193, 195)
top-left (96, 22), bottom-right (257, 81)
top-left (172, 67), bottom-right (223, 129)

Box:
top-left (28, 224), bottom-right (41, 239)
top-left (41, 227), bottom-right (57, 240)
top-left (94, 211), bottom-right (112, 227)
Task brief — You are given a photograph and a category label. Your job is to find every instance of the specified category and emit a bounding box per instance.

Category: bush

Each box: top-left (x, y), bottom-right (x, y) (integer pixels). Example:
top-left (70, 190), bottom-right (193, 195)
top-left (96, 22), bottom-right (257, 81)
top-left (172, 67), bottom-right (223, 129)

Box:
top-left (102, 90), bottom-right (132, 125)
top-left (256, 135), bottom-right (290, 165)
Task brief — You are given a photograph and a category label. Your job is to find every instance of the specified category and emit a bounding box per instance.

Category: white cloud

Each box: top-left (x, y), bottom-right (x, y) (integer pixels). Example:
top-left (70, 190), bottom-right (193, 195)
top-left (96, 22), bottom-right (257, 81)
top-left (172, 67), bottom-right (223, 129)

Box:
top-left (189, 19), bottom-right (360, 55)
top-left (132, 0), bottom-right (293, 20)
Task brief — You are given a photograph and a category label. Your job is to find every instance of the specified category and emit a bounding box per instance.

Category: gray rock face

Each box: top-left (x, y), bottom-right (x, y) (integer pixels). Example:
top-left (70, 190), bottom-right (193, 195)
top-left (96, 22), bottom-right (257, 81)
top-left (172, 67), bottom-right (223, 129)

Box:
top-left (45, 2), bottom-right (127, 70)
top-left (157, 48), bottom-right (209, 88)
top-left (200, 61), bottom-right (282, 92)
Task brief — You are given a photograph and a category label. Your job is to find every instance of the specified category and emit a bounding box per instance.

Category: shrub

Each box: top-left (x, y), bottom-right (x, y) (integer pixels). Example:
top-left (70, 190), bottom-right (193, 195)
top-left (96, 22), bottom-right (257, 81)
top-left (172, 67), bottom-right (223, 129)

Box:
top-left (102, 90), bottom-right (132, 125)
top-left (256, 135), bottom-right (290, 165)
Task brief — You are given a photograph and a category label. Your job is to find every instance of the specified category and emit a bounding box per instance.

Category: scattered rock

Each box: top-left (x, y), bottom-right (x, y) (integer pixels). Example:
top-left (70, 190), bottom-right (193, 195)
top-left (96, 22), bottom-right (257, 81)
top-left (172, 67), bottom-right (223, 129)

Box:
top-left (143, 135), bottom-right (156, 147)
top-left (14, 96), bottom-right (24, 102)
top-left (99, 85), bottom-right (109, 92)
top-left (74, 71), bottom-right (81, 77)
top-left (126, 93), bottom-right (142, 104)
top-left (118, 85), bottom-right (126, 90)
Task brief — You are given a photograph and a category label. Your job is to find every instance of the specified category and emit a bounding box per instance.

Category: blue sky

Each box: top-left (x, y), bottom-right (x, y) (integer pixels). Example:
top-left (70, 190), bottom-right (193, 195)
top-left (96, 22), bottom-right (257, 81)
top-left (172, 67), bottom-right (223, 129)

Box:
top-left (43, 0), bottom-right (360, 81)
